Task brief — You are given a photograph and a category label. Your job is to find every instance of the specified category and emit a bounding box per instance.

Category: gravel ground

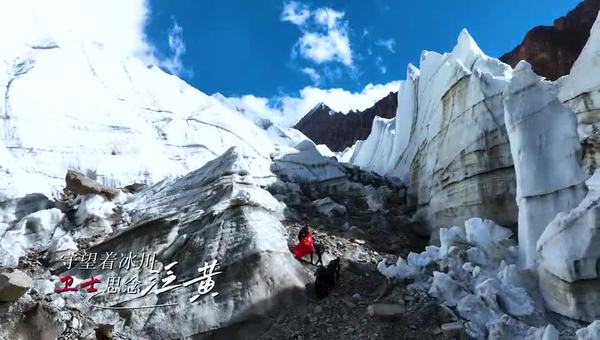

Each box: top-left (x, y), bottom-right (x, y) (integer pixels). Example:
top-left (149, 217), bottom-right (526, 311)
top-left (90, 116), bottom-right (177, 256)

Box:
top-left (255, 222), bottom-right (462, 340)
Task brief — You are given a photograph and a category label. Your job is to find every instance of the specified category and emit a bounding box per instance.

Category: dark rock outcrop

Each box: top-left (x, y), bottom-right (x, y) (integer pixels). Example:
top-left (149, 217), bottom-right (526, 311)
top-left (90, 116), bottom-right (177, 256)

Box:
top-left (294, 92), bottom-right (398, 152)
top-left (500, 0), bottom-right (600, 80)
top-left (65, 170), bottom-right (120, 199)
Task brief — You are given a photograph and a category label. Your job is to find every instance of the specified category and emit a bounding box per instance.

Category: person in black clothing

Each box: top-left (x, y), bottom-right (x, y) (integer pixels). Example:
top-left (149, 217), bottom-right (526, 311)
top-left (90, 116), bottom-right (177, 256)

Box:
top-left (298, 225), bottom-right (309, 241)
top-left (314, 258), bottom-right (341, 299)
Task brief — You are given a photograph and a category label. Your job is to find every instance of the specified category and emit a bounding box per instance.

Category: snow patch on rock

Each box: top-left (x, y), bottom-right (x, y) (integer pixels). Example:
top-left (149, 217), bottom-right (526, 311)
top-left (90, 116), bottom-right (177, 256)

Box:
top-left (576, 320), bottom-right (600, 340)
top-left (0, 208), bottom-right (65, 267)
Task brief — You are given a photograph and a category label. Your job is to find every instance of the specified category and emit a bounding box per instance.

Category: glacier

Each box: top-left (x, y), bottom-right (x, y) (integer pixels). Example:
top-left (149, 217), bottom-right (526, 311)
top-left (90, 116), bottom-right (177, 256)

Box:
top-left (377, 218), bottom-right (553, 339)
top-left (4, 0), bottom-right (600, 337)
top-left (349, 29), bottom-right (517, 239)
top-left (499, 13), bottom-right (600, 324)
top-left (503, 61), bottom-right (588, 269)
top-left (347, 8), bottom-right (600, 332)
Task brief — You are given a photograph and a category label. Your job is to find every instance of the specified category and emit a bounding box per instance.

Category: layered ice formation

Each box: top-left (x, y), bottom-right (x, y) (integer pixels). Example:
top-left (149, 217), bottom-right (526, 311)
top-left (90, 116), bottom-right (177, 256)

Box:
top-left (350, 8), bottom-right (600, 329)
top-left (503, 61), bottom-right (587, 269)
top-left (350, 30), bottom-right (517, 238)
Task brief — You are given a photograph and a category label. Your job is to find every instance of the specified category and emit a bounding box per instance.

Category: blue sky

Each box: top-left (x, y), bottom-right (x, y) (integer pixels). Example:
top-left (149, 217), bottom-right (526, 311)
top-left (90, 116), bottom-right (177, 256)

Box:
top-left (145, 0), bottom-right (581, 95)
top-left (143, 0), bottom-right (582, 125)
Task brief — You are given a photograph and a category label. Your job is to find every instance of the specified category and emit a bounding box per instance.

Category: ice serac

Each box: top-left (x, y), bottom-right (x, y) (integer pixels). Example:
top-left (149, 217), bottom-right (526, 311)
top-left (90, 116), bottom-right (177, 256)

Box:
top-left (504, 61), bottom-right (588, 269)
top-left (63, 147), bottom-right (308, 339)
top-left (536, 171), bottom-right (600, 321)
top-left (501, 11), bottom-right (600, 322)
top-left (577, 320), bottom-right (600, 339)
top-left (350, 30), bottom-right (517, 238)
top-left (559, 10), bottom-right (600, 175)
top-left (350, 115), bottom-right (396, 175)
top-left (351, 64), bottom-right (418, 178)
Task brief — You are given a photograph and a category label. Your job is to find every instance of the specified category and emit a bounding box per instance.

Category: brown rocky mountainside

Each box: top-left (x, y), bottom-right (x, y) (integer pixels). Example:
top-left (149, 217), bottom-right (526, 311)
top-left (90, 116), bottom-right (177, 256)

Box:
top-left (295, 0), bottom-right (599, 152)
top-left (500, 0), bottom-right (600, 81)
top-left (294, 91), bottom-right (397, 152)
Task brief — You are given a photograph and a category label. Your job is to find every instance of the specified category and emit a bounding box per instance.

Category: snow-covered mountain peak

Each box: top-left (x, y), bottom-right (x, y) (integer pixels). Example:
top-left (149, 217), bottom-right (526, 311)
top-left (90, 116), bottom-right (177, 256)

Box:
top-left (0, 20), bottom-right (315, 199)
top-left (310, 102), bottom-right (330, 113)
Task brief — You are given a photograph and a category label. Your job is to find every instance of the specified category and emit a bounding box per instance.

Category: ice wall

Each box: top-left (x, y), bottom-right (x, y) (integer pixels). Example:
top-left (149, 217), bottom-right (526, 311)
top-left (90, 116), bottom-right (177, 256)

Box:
top-left (350, 30), bottom-right (517, 238)
top-left (502, 12), bottom-right (600, 322)
top-left (503, 61), bottom-right (588, 269)
top-left (559, 8), bottom-right (600, 175)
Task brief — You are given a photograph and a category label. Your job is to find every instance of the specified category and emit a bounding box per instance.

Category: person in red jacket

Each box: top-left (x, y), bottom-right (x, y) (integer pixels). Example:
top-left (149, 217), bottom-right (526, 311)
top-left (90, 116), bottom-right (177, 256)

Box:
top-left (292, 227), bottom-right (315, 261)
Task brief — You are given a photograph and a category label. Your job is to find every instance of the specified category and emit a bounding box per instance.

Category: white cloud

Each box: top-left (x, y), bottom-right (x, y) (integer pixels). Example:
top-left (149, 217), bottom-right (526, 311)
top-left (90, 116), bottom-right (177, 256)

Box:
top-left (157, 18), bottom-right (192, 77)
top-left (376, 56), bottom-right (387, 74)
top-left (0, 0), bottom-right (191, 77)
top-left (0, 0), bottom-right (151, 59)
top-left (230, 95), bottom-right (278, 118)
top-left (282, 3), bottom-right (353, 67)
top-left (230, 81), bottom-right (401, 128)
top-left (301, 67), bottom-right (321, 84)
top-left (281, 1), bottom-right (310, 26)
top-left (375, 38), bottom-right (396, 53)
top-left (314, 8), bottom-right (344, 30)
top-left (299, 30), bottom-right (352, 66)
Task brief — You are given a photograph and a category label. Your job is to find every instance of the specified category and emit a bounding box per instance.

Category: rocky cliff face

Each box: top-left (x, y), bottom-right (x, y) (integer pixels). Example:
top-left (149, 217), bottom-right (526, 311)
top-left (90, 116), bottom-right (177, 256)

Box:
top-left (294, 91), bottom-right (397, 152)
top-left (500, 0), bottom-right (600, 81)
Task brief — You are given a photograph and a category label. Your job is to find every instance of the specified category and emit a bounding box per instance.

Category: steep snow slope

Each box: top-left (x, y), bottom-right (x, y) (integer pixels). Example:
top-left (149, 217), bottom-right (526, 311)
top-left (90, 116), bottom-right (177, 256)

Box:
top-left (0, 13), bottom-right (347, 201)
top-left (0, 37), bottom-right (282, 199)
top-left (350, 30), bottom-right (517, 237)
